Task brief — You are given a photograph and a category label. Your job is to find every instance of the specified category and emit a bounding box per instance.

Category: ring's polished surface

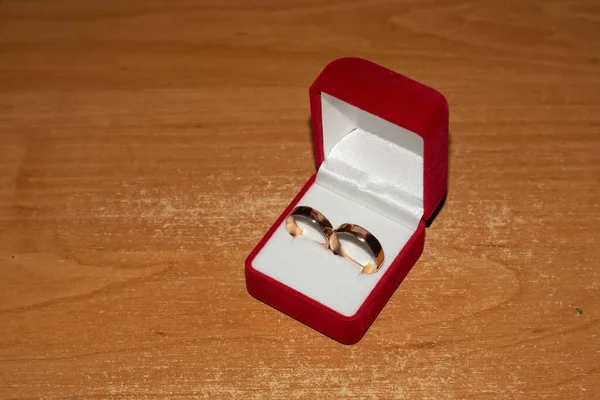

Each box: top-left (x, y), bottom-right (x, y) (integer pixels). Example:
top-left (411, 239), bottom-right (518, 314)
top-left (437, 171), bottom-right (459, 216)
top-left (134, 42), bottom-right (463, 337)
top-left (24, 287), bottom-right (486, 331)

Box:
top-left (329, 223), bottom-right (385, 274)
top-left (285, 206), bottom-right (334, 247)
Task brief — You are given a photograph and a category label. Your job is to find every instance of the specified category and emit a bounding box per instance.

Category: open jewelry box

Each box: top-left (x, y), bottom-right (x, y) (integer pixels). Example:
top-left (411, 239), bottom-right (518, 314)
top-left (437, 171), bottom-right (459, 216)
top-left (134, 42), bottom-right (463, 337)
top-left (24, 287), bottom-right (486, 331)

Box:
top-left (245, 57), bottom-right (448, 344)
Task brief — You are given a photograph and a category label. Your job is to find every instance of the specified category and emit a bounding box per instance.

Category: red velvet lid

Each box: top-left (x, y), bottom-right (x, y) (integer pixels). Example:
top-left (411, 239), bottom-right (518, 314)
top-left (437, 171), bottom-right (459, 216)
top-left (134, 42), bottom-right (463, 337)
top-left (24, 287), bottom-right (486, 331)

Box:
top-left (309, 57), bottom-right (449, 221)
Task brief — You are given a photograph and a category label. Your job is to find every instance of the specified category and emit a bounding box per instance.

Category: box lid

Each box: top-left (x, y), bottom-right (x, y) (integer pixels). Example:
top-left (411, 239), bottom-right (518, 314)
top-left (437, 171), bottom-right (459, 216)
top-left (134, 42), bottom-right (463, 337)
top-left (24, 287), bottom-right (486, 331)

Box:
top-left (309, 57), bottom-right (448, 222)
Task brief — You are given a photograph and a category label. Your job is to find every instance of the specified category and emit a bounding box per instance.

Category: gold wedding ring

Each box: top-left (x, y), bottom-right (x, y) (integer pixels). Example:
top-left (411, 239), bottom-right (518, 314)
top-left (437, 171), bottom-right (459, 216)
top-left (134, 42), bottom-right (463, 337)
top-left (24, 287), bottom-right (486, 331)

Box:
top-left (286, 206), bottom-right (334, 247)
top-left (329, 223), bottom-right (385, 274)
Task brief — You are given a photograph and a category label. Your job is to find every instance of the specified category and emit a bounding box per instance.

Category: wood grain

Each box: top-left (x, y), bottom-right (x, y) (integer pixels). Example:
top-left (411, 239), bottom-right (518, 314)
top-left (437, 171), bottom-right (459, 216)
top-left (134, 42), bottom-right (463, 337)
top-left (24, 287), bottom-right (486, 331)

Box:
top-left (1, 0), bottom-right (599, 398)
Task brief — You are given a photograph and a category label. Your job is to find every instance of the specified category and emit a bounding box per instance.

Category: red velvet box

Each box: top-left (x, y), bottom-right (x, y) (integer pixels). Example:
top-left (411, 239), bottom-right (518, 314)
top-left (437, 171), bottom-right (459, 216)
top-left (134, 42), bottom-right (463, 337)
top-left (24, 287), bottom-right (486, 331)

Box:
top-left (245, 57), bottom-right (449, 344)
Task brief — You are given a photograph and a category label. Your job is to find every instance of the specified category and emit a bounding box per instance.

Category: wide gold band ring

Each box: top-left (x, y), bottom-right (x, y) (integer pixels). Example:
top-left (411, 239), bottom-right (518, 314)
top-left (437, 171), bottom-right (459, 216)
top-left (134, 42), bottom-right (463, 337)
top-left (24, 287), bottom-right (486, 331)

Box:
top-left (329, 223), bottom-right (385, 274)
top-left (286, 206), bottom-right (334, 248)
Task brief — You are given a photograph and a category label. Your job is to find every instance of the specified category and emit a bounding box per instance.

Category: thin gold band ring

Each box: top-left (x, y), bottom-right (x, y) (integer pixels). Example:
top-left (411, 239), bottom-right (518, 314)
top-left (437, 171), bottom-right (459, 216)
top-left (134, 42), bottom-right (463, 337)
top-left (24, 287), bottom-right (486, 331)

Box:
top-left (286, 206), bottom-right (334, 248)
top-left (329, 223), bottom-right (385, 274)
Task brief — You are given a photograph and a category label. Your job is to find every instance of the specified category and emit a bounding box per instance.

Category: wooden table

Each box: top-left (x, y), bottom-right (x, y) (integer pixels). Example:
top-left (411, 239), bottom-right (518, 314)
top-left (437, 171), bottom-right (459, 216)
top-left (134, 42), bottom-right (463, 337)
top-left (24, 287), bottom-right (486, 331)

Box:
top-left (1, 1), bottom-right (599, 398)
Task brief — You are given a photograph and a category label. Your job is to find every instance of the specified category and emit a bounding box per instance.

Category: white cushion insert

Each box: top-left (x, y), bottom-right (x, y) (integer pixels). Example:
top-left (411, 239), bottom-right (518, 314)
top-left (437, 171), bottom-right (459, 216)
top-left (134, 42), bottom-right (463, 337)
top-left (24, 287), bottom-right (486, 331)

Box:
top-left (251, 181), bottom-right (414, 317)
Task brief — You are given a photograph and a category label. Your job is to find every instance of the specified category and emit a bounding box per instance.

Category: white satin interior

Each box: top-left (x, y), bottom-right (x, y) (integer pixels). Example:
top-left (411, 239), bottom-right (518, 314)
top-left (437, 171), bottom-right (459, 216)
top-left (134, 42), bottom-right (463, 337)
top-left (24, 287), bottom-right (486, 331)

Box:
top-left (318, 93), bottom-right (424, 230)
top-left (250, 93), bottom-right (424, 317)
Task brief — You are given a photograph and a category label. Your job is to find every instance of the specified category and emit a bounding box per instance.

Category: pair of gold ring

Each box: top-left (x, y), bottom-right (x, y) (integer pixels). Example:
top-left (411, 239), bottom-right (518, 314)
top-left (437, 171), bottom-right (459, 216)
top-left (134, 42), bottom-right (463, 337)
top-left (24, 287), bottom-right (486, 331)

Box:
top-left (285, 206), bottom-right (385, 274)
